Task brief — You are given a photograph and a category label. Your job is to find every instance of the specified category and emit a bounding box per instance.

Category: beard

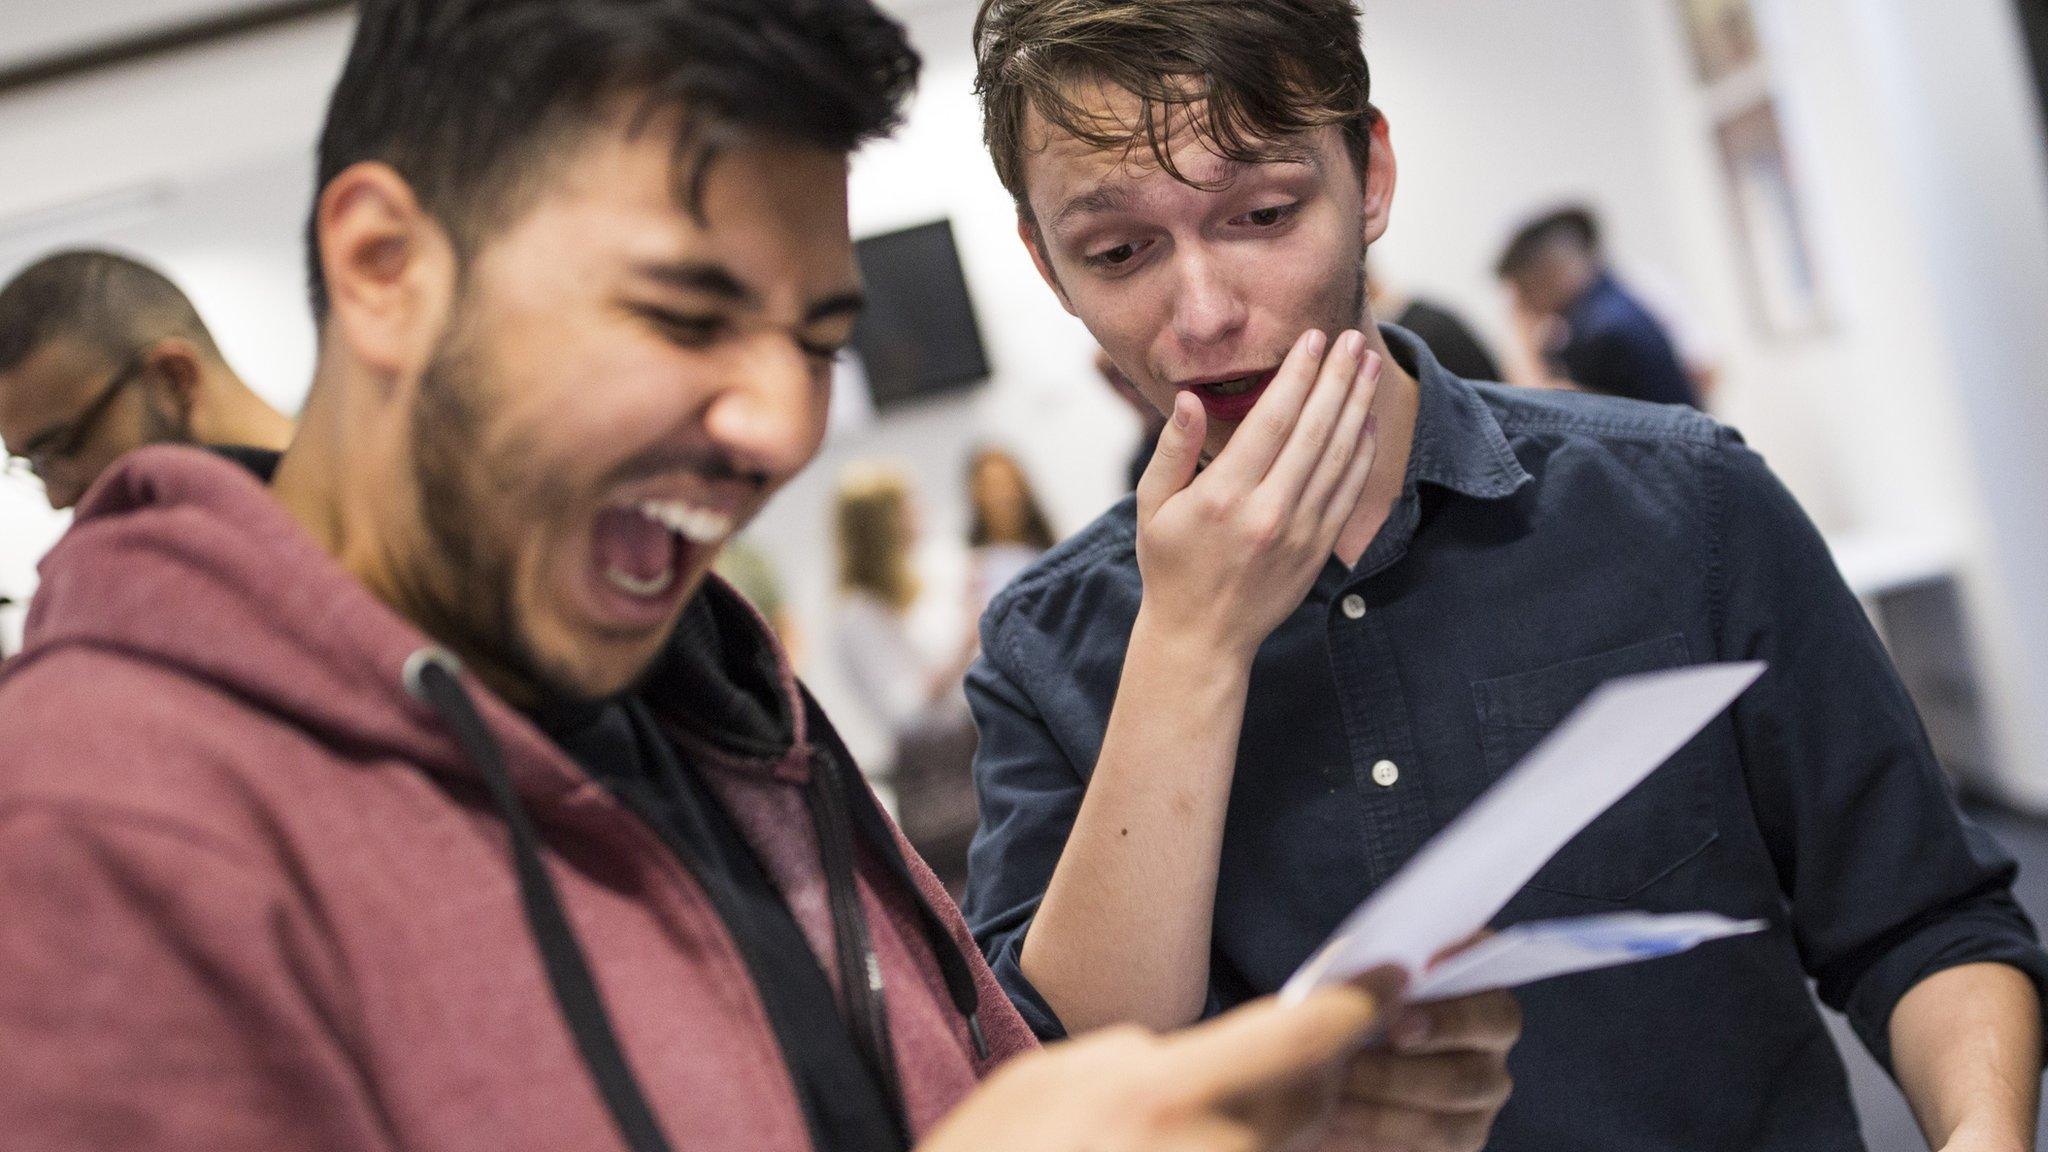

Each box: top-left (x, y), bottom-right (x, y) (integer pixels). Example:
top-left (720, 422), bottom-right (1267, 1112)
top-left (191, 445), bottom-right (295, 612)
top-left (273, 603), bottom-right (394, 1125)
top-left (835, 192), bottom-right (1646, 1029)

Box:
top-left (402, 318), bottom-right (602, 710)
top-left (397, 305), bottom-right (766, 711)
top-left (1350, 255), bottom-right (1368, 333)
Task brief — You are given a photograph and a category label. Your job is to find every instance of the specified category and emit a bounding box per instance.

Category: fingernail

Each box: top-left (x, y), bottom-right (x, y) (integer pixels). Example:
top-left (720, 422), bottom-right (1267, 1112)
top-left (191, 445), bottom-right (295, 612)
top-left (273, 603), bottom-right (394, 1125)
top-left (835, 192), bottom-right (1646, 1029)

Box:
top-left (1173, 395), bottom-right (1192, 429)
top-left (1340, 329), bottom-right (1365, 357)
top-left (1303, 329), bottom-right (1327, 357)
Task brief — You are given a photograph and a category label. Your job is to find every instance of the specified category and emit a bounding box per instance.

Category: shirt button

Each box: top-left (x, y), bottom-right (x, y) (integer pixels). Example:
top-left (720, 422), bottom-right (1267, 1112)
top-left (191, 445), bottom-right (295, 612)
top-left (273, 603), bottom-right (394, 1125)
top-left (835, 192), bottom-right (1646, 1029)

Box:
top-left (1340, 594), bottom-right (1367, 620)
top-left (1371, 759), bottom-right (1400, 787)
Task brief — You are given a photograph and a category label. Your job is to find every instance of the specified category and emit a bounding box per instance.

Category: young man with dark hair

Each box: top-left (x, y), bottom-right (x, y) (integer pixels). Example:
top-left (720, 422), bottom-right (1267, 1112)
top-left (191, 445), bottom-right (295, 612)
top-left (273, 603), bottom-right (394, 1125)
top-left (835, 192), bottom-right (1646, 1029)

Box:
top-left (0, 249), bottom-right (293, 509)
top-left (1494, 205), bottom-right (1699, 408)
top-left (962, 1), bottom-right (2048, 1150)
top-left (0, 2), bottom-right (1511, 1150)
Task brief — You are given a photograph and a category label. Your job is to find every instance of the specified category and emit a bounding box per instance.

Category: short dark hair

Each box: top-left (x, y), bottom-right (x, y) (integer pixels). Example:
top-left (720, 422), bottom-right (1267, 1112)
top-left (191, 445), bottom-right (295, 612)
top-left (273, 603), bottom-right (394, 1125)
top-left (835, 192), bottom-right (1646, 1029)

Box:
top-left (307, 0), bottom-right (921, 318)
top-left (973, 0), bottom-right (1378, 221)
top-left (0, 248), bottom-right (222, 373)
top-left (1495, 204), bottom-right (1602, 279)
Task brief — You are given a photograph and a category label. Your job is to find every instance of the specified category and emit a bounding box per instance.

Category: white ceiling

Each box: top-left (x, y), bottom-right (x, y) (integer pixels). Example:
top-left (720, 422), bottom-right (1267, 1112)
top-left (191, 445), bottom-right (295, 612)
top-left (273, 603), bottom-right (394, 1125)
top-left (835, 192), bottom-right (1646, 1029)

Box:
top-left (0, 0), bottom-right (273, 73)
top-left (0, 0), bottom-right (968, 76)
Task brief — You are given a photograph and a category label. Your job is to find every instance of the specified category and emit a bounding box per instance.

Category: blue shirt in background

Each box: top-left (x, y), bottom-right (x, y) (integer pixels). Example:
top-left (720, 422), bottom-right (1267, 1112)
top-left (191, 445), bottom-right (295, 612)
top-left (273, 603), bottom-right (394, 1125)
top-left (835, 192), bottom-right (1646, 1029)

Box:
top-left (962, 325), bottom-right (2048, 1152)
top-left (1555, 272), bottom-right (1699, 408)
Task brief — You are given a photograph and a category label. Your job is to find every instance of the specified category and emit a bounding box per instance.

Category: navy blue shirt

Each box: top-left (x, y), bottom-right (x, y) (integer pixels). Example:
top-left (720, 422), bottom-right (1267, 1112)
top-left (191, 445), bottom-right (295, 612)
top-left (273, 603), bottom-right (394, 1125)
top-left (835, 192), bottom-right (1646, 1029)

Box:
top-left (963, 326), bottom-right (2048, 1151)
top-left (1555, 273), bottom-right (1699, 408)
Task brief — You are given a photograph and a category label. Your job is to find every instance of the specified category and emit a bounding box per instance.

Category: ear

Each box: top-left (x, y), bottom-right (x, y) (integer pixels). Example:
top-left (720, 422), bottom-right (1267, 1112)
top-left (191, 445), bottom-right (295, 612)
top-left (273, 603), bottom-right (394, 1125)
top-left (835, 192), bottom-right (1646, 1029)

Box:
top-left (1360, 110), bottom-right (1397, 249)
top-left (314, 161), bottom-right (457, 386)
top-left (140, 336), bottom-right (205, 419)
top-left (1017, 213), bottom-right (1077, 316)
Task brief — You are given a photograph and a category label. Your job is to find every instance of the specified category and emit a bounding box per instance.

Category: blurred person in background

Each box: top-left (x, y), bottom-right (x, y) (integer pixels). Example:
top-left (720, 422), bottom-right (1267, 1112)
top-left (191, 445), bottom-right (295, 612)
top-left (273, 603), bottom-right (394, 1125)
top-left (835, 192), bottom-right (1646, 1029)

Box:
top-left (1364, 262), bottom-right (1501, 382)
top-left (835, 461), bottom-right (981, 735)
top-left (1494, 206), bottom-right (1700, 408)
top-left (835, 461), bottom-right (983, 892)
top-left (0, 249), bottom-right (293, 509)
top-left (966, 445), bottom-right (1058, 612)
top-left (0, 1), bottom-right (1467, 1149)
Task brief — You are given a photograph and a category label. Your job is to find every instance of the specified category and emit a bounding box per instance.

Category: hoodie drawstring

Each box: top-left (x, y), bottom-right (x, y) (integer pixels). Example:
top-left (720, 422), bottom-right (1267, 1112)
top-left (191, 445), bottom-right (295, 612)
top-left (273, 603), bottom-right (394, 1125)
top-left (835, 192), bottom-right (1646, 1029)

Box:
top-left (797, 686), bottom-right (990, 1062)
top-left (402, 649), bottom-right (990, 1152)
top-left (403, 649), bottom-right (677, 1152)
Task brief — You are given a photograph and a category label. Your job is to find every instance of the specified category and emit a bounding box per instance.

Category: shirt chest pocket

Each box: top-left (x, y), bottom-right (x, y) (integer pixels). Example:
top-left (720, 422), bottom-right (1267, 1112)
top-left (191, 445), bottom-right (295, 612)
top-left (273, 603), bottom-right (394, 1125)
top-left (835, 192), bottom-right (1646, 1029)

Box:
top-left (1471, 633), bottom-right (1719, 903)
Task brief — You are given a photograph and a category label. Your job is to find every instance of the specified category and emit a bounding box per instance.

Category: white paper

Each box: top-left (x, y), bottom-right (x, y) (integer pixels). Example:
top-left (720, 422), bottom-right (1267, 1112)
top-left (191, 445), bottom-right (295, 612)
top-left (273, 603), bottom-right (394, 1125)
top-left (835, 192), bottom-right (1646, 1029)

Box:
top-left (1410, 912), bottom-right (1767, 1001)
top-left (1281, 661), bottom-right (1765, 1002)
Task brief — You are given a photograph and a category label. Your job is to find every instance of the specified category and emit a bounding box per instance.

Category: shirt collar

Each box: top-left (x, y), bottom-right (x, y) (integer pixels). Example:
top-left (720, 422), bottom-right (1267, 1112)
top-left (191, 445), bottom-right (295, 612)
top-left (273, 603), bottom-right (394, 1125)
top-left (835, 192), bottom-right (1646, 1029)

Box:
top-left (1381, 322), bottom-right (1532, 501)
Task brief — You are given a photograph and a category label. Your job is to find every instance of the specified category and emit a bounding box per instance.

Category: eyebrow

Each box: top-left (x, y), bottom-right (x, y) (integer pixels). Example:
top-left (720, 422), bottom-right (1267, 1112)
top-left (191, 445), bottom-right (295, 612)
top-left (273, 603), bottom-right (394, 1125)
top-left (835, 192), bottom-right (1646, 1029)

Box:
top-left (1048, 151), bottom-right (1324, 234)
top-left (635, 260), bottom-right (754, 302)
top-left (1050, 183), bottom-right (1134, 232)
top-left (633, 260), bottom-right (866, 324)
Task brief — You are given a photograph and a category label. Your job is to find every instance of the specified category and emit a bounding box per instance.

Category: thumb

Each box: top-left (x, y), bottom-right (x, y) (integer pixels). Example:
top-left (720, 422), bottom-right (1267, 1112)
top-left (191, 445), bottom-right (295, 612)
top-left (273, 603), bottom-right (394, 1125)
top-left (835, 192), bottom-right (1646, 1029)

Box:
top-left (1136, 391), bottom-right (1205, 524)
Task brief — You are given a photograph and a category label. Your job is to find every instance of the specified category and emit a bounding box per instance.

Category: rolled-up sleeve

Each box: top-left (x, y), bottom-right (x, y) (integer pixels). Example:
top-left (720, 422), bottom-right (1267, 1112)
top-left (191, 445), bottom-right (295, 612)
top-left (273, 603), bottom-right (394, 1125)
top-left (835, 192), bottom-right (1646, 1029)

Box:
top-left (960, 631), bottom-right (1080, 1041)
top-left (1712, 430), bottom-right (2048, 1072)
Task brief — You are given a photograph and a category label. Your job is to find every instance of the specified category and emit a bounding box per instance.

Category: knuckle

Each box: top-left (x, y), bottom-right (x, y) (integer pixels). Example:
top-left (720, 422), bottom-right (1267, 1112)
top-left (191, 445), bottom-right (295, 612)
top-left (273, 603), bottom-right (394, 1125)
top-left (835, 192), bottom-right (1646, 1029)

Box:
top-left (1296, 413), bottom-right (1335, 453)
top-left (1452, 1055), bottom-right (1500, 1105)
top-left (1344, 1050), bottom-right (1390, 1094)
top-left (1256, 408), bottom-right (1294, 442)
top-left (1241, 507), bottom-right (1285, 549)
top-left (1198, 489), bottom-right (1238, 525)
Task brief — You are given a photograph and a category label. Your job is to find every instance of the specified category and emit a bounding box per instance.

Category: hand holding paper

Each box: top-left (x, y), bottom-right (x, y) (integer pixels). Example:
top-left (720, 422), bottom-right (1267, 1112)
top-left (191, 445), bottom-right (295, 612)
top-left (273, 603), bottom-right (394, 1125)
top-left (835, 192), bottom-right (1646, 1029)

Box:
top-left (1283, 662), bottom-right (1768, 1004)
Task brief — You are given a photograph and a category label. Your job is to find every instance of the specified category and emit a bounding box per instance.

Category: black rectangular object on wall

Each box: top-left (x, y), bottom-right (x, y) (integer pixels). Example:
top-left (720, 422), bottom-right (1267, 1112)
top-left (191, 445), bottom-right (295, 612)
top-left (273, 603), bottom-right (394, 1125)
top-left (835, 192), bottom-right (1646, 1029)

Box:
top-left (2023, 0), bottom-right (2048, 154)
top-left (851, 219), bottom-right (990, 411)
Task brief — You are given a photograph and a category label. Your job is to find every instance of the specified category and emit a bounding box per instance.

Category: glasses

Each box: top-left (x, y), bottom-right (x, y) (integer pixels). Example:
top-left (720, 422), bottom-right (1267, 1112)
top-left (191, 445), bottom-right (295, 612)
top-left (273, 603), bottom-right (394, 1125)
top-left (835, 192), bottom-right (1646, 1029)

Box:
top-left (3, 353), bottom-right (148, 483)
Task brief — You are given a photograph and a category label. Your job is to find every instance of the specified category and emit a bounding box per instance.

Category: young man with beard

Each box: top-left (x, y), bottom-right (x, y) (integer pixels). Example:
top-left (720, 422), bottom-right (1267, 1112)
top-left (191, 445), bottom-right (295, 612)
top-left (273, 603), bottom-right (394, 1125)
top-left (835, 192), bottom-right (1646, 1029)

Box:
top-left (0, 1), bottom-right (1520, 1150)
top-left (961, 2), bottom-right (2048, 1150)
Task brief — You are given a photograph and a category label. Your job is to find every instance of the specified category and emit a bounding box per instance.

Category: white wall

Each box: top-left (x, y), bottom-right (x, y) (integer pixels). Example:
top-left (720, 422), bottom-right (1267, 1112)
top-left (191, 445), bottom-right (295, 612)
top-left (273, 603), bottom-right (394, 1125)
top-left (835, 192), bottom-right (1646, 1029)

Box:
top-left (1843, 0), bottom-right (2048, 808)
top-left (1634, 0), bottom-right (2048, 807)
top-left (0, 0), bottom-right (270, 71)
top-left (0, 14), bottom-right (348, 652)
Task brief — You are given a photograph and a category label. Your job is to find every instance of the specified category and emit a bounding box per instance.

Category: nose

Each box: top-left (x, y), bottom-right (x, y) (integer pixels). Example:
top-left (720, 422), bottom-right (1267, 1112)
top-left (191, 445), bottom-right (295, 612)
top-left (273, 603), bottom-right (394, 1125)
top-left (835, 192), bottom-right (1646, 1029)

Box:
top-left (1169, 248), bottom-right (1249, 349)
top-left (703, 332), bottom-right (827, 482)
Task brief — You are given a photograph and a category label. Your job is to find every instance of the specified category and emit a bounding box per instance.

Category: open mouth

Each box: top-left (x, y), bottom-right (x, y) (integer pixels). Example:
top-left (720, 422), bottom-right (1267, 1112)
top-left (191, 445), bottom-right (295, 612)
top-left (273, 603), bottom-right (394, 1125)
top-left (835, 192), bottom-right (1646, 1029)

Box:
top-left (587, 497), bottom-right (738, 622)
top-left (1182, 367), bottom-right (1279, 424)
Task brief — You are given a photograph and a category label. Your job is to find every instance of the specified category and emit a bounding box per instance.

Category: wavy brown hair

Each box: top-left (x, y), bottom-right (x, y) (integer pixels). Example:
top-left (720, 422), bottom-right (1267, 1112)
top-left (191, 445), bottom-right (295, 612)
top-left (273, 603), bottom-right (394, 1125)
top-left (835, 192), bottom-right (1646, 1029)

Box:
top-left (967, 446), bottom-right (1056, 551)
top-left (835, 462), bottom-right (922, 612)
top-left (973, 0), bottom-right (1378, 222)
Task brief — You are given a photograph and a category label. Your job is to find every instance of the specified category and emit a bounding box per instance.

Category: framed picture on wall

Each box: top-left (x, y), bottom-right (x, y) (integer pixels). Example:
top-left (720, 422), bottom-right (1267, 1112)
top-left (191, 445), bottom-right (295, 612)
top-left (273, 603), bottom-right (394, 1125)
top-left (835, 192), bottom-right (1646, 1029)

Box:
top-left (1715, 99), bottom-right (1824, 337)
top-left (1681, 0), bottom-right (1762, 84)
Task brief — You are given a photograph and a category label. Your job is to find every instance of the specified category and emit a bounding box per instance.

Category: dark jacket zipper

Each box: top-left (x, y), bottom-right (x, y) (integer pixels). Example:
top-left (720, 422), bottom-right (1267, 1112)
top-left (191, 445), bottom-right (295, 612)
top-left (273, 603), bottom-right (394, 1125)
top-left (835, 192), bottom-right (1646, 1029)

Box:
top-left (808, 750), bottom-right (911, 1138)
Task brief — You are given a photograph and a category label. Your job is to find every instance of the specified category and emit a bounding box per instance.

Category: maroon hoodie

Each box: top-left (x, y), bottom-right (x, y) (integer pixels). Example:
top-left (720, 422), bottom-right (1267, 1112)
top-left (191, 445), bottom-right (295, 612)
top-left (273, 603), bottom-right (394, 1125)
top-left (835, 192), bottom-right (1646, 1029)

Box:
top-left (0, 446), bottom-right (1034, 1151)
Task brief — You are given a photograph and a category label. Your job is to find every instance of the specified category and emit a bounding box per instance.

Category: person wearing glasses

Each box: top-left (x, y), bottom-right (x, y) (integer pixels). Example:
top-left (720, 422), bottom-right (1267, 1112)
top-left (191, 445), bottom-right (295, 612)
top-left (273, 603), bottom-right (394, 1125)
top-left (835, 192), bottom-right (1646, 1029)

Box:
top-left (0, 249), bottom-right (292, 510)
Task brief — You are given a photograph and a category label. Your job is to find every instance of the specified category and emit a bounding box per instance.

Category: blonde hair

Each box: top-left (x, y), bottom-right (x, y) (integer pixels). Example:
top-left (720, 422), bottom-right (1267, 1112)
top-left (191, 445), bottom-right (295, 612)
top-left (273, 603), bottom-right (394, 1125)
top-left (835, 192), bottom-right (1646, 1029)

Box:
top-left (835, 462), bottom-right (921, 612)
